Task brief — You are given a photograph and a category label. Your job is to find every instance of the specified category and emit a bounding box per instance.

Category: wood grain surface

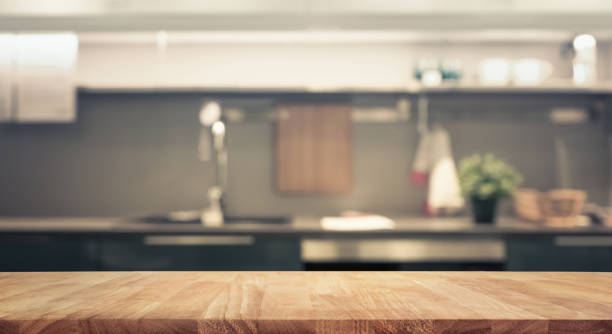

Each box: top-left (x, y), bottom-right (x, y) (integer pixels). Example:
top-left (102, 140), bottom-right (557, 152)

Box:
top-left (0, 272), bottom-right (610, 333)
top-left (276, 103), bottom-right (352, 194)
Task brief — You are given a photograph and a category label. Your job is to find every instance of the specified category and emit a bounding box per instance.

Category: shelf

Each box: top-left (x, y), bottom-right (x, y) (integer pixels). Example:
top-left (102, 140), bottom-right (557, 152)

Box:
top-left (77, 81), bottom-right (612, 95)
top-left (412, 82), bottom-right (612, 94)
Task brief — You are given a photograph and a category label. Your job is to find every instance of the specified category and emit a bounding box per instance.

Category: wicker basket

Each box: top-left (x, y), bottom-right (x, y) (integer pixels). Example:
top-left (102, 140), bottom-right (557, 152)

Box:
top-left (514, 188), bottom-right (586, 227)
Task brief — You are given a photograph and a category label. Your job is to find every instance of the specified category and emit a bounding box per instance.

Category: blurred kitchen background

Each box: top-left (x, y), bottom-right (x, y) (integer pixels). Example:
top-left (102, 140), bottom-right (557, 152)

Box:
top-left (1, 0), bottom-right (612, 272)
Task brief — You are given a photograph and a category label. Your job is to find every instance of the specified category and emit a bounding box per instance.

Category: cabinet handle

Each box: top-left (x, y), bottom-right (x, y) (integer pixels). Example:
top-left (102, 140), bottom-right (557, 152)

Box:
top-left (555, 236), bottom-right (612, 247)
top-left (144, 235), bottom-right (254, 246)
top-left (301, 238), bottom-right (505, 262)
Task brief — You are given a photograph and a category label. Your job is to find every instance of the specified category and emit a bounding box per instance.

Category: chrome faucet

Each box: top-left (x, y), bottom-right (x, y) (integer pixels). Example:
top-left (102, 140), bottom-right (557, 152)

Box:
top-left (198, 101), bottom-right (227, 226)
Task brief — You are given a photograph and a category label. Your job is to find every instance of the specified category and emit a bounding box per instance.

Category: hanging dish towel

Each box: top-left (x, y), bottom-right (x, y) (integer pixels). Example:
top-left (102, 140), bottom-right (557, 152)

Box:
top-left (276, 102), bottom-right (353, 194)
top-left (411, 125), bottom-right (464, 216)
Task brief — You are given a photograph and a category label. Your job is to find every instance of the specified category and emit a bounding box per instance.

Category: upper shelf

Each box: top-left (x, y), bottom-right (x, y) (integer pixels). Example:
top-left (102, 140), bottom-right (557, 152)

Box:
top-left (78, 81), bottom-right (612, 95)
top-left (408, 82), bottom-right (612, 94)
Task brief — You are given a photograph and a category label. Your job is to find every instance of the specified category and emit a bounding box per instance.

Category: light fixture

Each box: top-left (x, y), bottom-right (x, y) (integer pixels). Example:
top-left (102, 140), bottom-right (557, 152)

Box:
top-left (573, 34), bottom-right (596, 50)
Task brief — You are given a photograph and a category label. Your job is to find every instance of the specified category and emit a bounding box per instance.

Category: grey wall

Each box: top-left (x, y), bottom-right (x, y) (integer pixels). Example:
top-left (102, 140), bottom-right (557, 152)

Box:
top-left (0, 92), bottom-right (610, 217)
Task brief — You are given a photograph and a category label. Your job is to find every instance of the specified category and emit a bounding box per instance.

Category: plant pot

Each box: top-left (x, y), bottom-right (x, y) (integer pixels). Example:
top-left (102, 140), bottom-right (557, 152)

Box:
top-left (471, 197), bottom-right (498, 224)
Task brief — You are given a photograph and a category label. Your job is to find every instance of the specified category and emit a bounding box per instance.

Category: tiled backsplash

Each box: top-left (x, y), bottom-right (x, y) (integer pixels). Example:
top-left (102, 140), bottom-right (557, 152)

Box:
top-left (0, 92), bottom-right (610, 217)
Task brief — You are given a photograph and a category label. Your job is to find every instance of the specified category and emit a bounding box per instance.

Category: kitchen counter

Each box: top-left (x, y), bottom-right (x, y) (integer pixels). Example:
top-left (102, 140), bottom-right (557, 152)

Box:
top-left (3, 217), bottom-right (612, 272)
top-left (1, 216), bottom-right (612, 237)
top-left (0, 271), bottom-right (610, 333)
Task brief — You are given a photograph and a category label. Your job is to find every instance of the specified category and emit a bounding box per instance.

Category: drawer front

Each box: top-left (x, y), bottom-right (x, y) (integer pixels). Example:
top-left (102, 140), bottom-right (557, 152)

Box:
top-left (507, 236), bottom-right (612, 271)
top-left (0, 235), bottom-right (98, 271)
top-left (99, 236), bottom-right (301, 271)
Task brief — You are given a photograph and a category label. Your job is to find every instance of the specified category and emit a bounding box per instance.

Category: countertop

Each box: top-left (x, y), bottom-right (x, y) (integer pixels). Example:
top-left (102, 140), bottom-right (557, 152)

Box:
top-left (0, 271), bottom-right (610, 333)
top-left (0, 216), bottom-right (612, 237)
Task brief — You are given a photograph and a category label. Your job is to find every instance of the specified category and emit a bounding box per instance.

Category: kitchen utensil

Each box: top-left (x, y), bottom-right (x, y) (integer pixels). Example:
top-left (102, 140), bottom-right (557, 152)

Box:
top-left (514, 188), bottom-right (543, 221)
top-left (514, 188), bottom-right (586, 227)
top-left (197, 101), bottom-right (221, 161)
top-left (573, 34), bottom-right (597, 85)
top-left (478, 58), bottom-right (511, 86)
top-left (202, 186), bottom-right (224, 226)
top-left (440, 58), bottom-right (463, 81)
top-left (541, 189), bottom-right (587, 226)
top-left (414, 58), bottom-right (438, 80)
top-left (512, 58), bottom-right (552, 86)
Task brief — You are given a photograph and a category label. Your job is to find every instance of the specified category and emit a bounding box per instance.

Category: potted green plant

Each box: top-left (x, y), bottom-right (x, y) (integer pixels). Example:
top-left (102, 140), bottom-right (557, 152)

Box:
top-left (458, 154), bottom-right (523, 223)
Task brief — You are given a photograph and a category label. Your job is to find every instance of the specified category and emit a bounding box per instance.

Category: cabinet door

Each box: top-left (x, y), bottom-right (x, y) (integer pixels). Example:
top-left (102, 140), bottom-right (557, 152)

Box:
top-left (0, 34), bottom-right (12, 121)
top-left (0, 235), bottom-right (98, 271)
top-left (506, 236), bottom-right (612, 271)
top-left (14, 34), bottom-right (78, 123)
top-left (98, 236), bottom-right (301, 271)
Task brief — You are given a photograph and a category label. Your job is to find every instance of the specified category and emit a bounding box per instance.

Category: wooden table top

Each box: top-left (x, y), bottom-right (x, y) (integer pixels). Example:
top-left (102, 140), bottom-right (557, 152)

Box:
top-left (0, 272), bottom-right (610, 334)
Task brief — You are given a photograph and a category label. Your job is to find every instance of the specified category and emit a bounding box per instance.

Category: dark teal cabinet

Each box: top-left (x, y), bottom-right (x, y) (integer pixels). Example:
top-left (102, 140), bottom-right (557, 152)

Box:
top-left (3, 233), bottom-right (611, 272)
top-left (97, 236), bottom-right (301, 271)
top-left (506, 236), bottom-right (612, 271)
top-left (0, 235), bottom-right (98, 271)
top-left (0, 234), bottom-right (301, 271)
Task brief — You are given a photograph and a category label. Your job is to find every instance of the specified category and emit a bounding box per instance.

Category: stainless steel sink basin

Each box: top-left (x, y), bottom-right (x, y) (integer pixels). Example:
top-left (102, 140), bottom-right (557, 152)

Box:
top-left (130, 211), bottom-right (290, 225)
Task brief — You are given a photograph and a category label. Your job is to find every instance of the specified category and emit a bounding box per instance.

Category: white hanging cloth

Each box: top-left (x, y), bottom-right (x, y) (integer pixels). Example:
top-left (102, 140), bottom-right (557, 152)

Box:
top-left (411, 124), bottom-right (464, 215)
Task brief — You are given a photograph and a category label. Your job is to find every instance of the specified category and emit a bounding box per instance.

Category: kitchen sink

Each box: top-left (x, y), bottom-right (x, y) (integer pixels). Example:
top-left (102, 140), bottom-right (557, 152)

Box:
top-left (130, 211), bottom-right (290, 225)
